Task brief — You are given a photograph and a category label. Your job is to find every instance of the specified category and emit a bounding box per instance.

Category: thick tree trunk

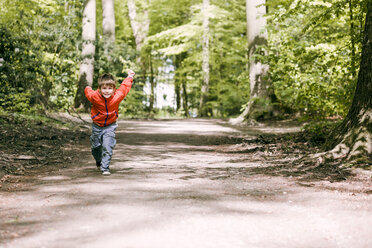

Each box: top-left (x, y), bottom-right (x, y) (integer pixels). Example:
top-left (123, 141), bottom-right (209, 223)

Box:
top-left (102, 0), bottom-right (115, 56)
top-left (74, 0), bottom-right (96, 110)
top-left (320, 1), bottom-right (372, 163)
top-left (231, 0), bottom-right (273, 124)
top-left (199, 0), bottom-right (210, 117)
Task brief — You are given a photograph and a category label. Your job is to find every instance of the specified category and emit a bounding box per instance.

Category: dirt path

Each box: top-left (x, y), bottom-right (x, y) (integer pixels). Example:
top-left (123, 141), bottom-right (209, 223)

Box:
top-left (1, 119), bottom-right (371, 248)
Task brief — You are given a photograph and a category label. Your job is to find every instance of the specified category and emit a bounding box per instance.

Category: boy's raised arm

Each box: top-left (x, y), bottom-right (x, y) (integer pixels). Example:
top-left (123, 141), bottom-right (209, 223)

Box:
top-left (116, 77), bottom-right (133, 98)
top-left (115, 69), bottom-right (135, 100)
top-left (84, 86), bottom-right (95, 102)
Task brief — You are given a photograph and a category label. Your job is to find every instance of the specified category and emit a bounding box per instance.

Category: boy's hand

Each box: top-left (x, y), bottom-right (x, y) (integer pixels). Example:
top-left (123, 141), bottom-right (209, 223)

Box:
top-left (128, 69), bottom-right (135, 78)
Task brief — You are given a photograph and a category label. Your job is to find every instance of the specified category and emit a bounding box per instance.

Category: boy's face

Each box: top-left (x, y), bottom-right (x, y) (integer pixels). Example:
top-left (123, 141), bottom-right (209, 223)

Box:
top-left (100, 85), bottom-right (115, 98)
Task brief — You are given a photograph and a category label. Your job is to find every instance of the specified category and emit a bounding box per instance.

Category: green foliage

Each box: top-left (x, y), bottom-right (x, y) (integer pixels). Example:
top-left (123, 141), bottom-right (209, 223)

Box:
top-left (119, 83), bottom-right (148, 118)
top-left (149, 0), bottom-right (199, 35)
top-left (0, 0), bottom-right (83, 112)
top-left (114, 0), bottom-right (136, 45)
top-left (301, 119), bottom-right (342, 146)
top-left (93, 42), bottom-right (137, 85)
top-left (0, 91), bottom-right (31, 112)
top-left (143, 0), bottom-right (249, 117)
top-left (0, 0), bottom-right (367, 120)
top-left (264, 0), bottom-right (366, 117)
top-left (0, 24), bottom-right (43, 107)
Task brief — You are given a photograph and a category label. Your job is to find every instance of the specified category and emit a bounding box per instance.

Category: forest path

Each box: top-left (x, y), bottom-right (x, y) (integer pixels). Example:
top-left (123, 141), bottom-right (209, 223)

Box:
top-left (1, 119), bottom-right (371, 248)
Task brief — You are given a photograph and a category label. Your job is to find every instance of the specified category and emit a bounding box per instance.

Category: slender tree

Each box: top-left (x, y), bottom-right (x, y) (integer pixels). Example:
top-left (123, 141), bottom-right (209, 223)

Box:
top-left (74, 0), bottom-right (96, 110)
top-left (102, 0), bottom-right (115, 56)
top-left (127, 0), bottom-right (152, 108)
top-left (149, 53), bottom-right (155, 110)
top-left (175, 80), bottom-right (181, 111)
top-left (182, 77), bottom-right (189, 117)
top-left (174, 55), bottom-right (182, 112)
top-left (127, 0), bottom-right (150, 59)
top-left (199, 0), bottom-right (210, 117)
top-left (319, 0), bottom-right (372, 163)
top-left (231, 0), bottom-right (273, 124)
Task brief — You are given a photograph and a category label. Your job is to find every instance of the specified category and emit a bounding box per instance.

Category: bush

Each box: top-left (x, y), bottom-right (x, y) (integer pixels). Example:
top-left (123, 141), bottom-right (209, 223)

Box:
top-left (301, 120), bottom-right (342, 146)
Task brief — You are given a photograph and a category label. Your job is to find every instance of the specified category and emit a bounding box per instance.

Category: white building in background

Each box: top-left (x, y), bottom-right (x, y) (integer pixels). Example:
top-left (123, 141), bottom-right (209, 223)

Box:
top-left (143, 59), bottom-right (176, 109)
top-left (143, 81), bottom-right (176, 109)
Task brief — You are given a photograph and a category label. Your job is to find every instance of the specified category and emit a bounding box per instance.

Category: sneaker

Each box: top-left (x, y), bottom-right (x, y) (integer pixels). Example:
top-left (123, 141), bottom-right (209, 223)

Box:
top-left (102, 170), bottom-right (111, 176)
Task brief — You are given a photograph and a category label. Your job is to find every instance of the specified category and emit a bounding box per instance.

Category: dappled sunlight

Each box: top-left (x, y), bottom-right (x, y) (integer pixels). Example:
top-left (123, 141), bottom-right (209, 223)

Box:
top-left (3, 168), bottom-right (372, 248)
top-left (314, 110), bottom-right (372, 164)
top-left (116, 119), bottom-right (238, 135)
top-left (39, 176), bottom-right (72, 181)
top-left (1, 119), bottom-right (371, 247)
top-left (249, 126), bottom-right (301, 134)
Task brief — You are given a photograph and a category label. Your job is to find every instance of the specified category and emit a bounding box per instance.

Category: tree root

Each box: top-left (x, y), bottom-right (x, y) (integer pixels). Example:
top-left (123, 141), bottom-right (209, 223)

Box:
top-left (313, 128), bottom-right (371, 166)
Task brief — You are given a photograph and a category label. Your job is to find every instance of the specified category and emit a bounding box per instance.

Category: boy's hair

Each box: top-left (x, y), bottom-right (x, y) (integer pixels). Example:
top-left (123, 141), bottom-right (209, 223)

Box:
top-left (98, 74), bottom-right (116, 88)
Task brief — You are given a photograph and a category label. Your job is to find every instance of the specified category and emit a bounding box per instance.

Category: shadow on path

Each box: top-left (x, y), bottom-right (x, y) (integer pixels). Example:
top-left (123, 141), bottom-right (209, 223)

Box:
top-left (1, 119), bottom-right (371, 248)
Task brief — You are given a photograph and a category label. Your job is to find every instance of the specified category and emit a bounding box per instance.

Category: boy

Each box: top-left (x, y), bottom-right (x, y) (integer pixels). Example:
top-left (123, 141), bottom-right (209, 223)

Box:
top-left (84, 70), bottom-right (135, 175)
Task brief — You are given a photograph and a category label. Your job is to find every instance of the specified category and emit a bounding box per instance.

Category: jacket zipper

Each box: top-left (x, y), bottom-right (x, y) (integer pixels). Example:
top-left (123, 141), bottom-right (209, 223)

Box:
top-left (104, 99), bottom-right (109, 127)
top-left (92, 112), bottom-right (100, 119)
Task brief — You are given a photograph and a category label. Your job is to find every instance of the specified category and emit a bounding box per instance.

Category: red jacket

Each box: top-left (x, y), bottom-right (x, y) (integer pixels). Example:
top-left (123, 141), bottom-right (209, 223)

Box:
top-left (84, 77), bottom-right (133, 127)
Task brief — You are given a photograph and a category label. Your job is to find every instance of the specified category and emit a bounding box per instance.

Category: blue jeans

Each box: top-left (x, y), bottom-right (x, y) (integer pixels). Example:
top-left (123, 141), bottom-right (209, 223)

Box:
top-left (90, 122), bottom-right (118, 171)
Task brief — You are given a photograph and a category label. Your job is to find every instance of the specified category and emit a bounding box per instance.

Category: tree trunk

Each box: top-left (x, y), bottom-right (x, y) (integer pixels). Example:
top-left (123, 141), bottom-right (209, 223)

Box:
top-left (182, 78), bottom-right (189, 117)
top-left (127, 0), bottom-right (150, 109)
top-left (74, 0), bottom-right (96, 110)
top-left (175, 80), bottom-right (181, 112)
top-left (174, 55), bottom-right (182, 112)
top-left (230, 0), bottom-right (273, 124)
top-left (102, 0), bottom-right (115, 56)
top-left (321, 1), bottom-right (372, 163)
top-left (199, 0), bottom-right (210, 117)
top-left (149, 54), bottom-right (155, 111)
top-left (127, 0), bottom-right (149, 61)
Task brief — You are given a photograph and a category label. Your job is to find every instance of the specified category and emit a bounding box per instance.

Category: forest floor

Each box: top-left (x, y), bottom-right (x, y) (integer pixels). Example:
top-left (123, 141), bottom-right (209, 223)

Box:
top-left (0, 115), bottom-right (371, 248)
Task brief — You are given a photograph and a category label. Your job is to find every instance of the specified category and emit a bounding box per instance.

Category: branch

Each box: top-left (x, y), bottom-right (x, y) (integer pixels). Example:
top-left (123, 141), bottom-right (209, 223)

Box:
top-left (67, 108), bottom-right (91, 125)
